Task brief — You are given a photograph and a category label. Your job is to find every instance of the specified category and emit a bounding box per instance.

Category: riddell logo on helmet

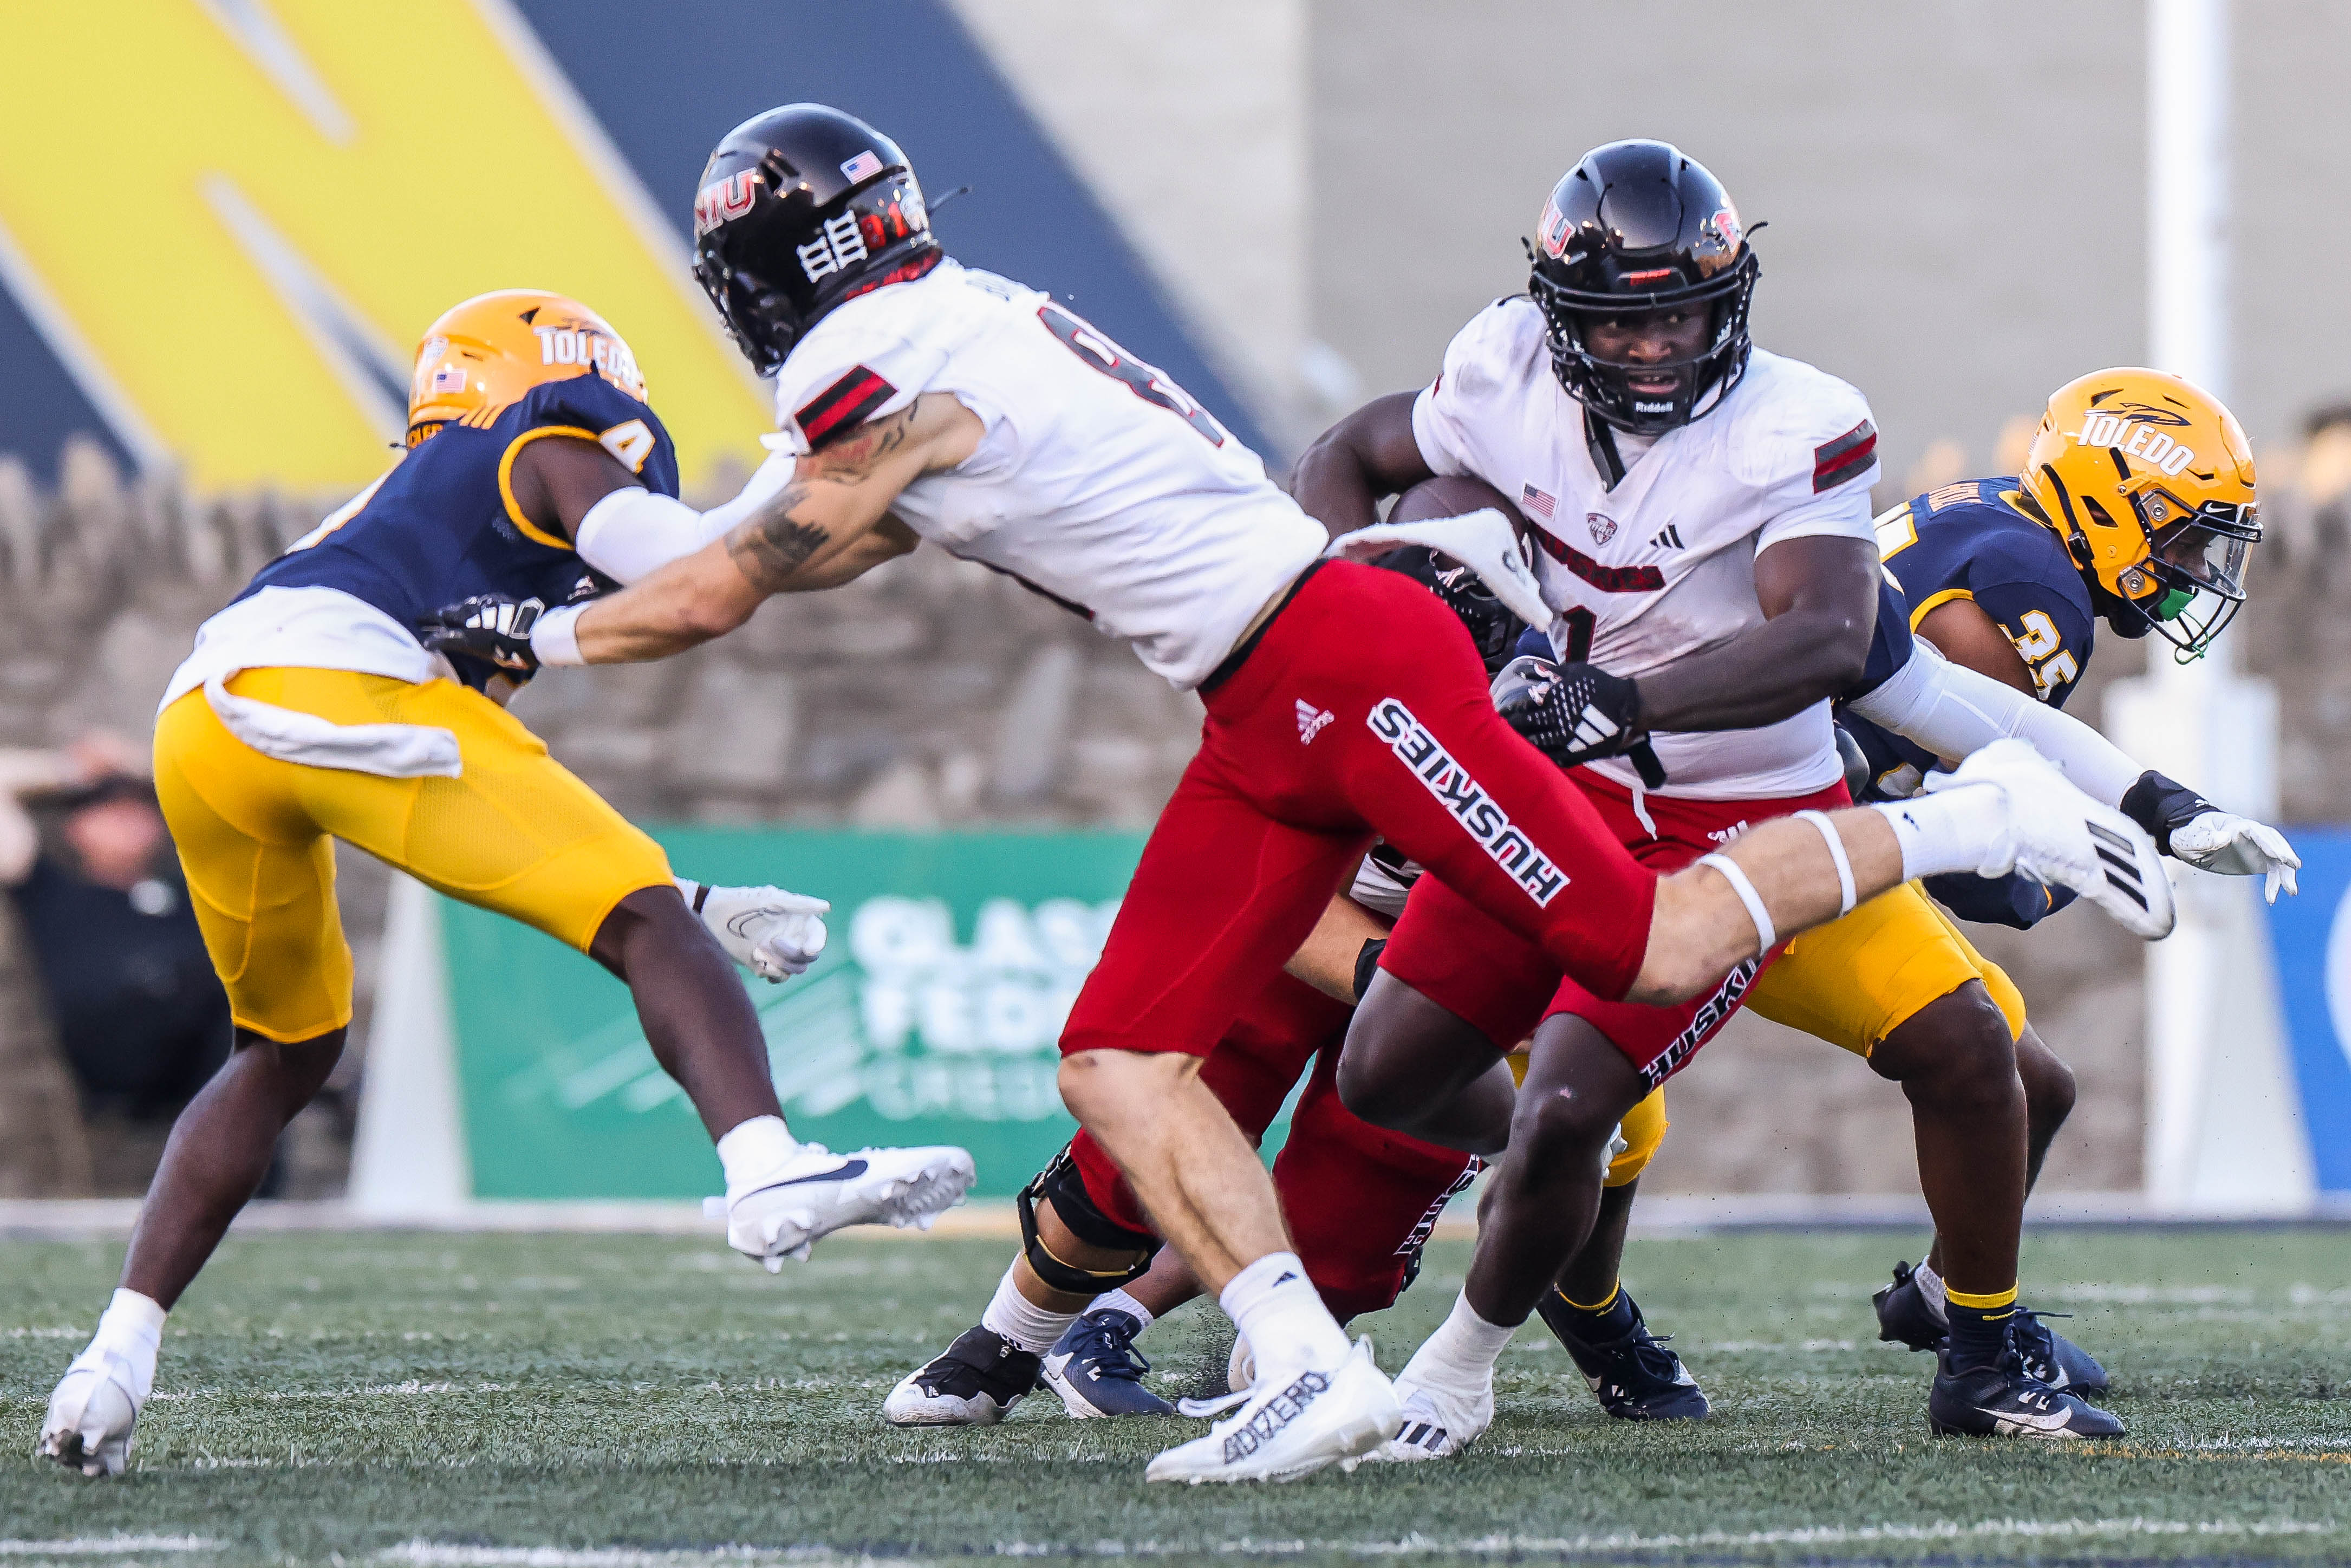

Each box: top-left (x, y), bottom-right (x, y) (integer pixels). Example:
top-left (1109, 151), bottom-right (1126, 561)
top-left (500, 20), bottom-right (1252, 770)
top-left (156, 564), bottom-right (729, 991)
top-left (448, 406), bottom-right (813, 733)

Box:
top-left (2071, 410), bottom-right (2197, 477)
top-left (693, 171), bottom-right (760, 237)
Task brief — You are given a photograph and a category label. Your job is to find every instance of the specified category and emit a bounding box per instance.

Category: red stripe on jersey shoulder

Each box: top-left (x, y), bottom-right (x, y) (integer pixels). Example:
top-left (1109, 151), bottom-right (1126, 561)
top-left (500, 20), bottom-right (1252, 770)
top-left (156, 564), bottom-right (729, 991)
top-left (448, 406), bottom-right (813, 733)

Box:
top-left (796, 366), bottom-right (898, 447)
top-left (1813, 419), bottom-right (1878, 492)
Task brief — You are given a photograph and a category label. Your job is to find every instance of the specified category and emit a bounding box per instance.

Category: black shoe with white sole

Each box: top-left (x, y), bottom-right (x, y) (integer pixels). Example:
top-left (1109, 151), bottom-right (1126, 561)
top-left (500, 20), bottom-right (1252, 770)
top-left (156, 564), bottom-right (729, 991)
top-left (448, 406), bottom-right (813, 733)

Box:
top-left (883, 1326), bottom-right (1041, 1427)
top-left (1536, 1287), bottom-right (1711, 1421)
top-left (1040, 1309), bottom-right (1174, 1418)
top-left (1876, 1261), bottom-right (2109, 1395)
top-left (1927, 1342), bottom-right (2124, 1440)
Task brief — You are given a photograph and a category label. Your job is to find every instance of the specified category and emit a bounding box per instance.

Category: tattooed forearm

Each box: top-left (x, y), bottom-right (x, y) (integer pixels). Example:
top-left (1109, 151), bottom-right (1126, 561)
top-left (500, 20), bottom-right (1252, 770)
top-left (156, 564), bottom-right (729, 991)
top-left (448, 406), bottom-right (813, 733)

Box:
top-left (724, 482), bottom-right (832, 592)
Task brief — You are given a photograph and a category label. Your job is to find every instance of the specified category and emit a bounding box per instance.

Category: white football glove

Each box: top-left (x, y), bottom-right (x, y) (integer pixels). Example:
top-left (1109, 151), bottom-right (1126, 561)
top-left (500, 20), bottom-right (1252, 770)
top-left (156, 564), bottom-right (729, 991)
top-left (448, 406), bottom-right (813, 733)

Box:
top-left (2167, 811), bottom-right (2302, 902)
top-left (678, 878), bottom-right (830, 981)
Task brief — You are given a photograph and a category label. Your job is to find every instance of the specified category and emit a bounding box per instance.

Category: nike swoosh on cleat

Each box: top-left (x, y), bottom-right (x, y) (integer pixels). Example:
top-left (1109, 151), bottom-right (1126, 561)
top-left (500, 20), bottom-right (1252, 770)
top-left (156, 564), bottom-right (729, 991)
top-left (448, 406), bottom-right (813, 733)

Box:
top-left (747, 1160), bottom-right (870, 1193)
top-left (1982, 1404), bottom-right (2080, 1434)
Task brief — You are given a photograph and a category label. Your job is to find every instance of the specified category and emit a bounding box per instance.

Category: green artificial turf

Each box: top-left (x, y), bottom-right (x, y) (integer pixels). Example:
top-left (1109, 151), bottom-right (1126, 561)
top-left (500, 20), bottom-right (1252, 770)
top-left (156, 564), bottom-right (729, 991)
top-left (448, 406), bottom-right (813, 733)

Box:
top-left (3, 1226), bottom-right (2347, 1566)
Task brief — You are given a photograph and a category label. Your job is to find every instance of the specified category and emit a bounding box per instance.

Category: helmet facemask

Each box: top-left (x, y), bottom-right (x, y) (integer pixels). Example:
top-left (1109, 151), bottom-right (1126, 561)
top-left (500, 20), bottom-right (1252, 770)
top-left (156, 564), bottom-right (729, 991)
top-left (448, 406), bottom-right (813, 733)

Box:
top-left (1531, 259), bottom-right (1758, 435)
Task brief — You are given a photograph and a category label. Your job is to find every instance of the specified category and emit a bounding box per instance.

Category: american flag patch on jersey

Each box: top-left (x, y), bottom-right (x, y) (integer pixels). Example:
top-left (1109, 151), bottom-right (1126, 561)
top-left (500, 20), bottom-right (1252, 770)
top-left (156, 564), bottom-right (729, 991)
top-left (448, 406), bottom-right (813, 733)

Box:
top-left (795, 366), bottom-right (898, 447)
top-left (1813, 420), bottom-right (1878, 492)
top-left (839, 149), bottom-right (885, 184)
top-left (1520, 483), bottom-right (1557, 521)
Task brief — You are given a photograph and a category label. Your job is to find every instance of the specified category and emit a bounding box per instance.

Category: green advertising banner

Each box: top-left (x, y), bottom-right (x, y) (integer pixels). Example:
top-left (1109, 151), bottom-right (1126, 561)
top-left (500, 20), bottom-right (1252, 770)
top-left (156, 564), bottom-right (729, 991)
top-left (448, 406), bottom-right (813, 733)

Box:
top-left (441, 830), bottom-right (1148, 1199)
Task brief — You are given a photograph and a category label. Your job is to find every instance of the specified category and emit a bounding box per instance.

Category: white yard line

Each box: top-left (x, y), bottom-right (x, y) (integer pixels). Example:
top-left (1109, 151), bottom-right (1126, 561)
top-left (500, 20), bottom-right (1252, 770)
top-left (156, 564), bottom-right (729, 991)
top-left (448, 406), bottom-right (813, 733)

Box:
top-left (380, 1518), bottom-right (2342, 1565)
top-left (0, 1540), bottom-right (217, 1557)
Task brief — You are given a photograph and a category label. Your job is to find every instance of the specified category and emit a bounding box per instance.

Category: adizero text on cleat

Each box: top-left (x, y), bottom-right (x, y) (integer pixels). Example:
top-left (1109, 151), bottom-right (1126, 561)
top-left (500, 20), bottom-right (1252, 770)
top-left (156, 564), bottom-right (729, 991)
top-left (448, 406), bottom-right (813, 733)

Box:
top-left (1145, 1337), bottom-right (1400, 1484)
top-left (1041, 1309), bottom-right (1174, 1419)
top-left (1927, 1343), bottom-right (2124, 1440)
top-left (884, 1326), bottom-right (1041, 1427)
top-left (719, 1142), bottom-right (976, 1270)
top-left (1926, 738), bottom-right (2174, 939)
top-left (1872, 1260), bottom-right (1948, 1352)
top-left (1536, 1288), bottom-right (1710, 1421)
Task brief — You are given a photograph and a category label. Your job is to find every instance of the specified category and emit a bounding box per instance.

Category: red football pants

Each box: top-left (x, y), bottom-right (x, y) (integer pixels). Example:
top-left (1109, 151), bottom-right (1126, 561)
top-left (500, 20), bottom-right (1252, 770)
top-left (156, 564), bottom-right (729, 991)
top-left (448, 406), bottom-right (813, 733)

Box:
top-left (1060, 560), bottom-right (1656, 1064)
top-left (1382, 770), bottom-right (1851, 1088)
top-left (1069, 967), bottom-right (1478, 1322)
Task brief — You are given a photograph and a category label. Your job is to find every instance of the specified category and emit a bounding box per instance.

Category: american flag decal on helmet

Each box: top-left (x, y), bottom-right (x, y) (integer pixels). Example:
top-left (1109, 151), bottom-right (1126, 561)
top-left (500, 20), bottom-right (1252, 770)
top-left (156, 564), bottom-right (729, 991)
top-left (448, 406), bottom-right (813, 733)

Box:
top-left (794, 366), bottom-right (897, 448)
top-left (1813, 420), bottom-right (1878, 492)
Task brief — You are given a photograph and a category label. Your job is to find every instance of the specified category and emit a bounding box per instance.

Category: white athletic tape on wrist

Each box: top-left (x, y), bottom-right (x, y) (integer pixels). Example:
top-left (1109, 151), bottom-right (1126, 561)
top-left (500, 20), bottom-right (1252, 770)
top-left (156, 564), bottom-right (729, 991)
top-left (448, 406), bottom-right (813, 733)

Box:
top-left (530, 603), bottom-right (585, 667)
top-left (1795, 809), bottom-right (1857, 915)
top-left (1698, 852), bottom-right (1775, 952)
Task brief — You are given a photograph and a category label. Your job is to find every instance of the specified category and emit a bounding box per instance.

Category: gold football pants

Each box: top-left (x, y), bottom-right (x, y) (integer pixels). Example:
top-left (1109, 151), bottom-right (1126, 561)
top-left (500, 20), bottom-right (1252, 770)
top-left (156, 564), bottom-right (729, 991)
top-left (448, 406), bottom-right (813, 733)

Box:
top-left (154, 668), bottom-right (673, 1043)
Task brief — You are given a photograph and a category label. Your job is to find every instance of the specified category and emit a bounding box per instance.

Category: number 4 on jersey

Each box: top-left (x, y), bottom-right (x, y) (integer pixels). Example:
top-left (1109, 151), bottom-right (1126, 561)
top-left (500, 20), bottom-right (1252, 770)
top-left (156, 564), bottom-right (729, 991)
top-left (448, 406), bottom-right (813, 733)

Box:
top-left (1038, 303), bottom-right (1227, 447)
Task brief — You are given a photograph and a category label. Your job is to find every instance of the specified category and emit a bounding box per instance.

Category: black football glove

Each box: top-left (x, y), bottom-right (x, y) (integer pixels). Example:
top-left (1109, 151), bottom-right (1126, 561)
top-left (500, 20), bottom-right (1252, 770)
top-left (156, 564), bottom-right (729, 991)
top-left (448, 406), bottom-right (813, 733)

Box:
top-left (1492, 653), bottom-right (1666, 786)
top-left (418, 594), bottom-right (545, 674)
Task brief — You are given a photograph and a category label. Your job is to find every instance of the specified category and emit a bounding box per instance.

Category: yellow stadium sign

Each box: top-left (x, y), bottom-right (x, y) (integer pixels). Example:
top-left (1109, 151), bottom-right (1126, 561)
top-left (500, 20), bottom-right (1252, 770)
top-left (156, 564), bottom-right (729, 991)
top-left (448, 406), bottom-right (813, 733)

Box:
top-left (0, 0), bottom-right (770, 492)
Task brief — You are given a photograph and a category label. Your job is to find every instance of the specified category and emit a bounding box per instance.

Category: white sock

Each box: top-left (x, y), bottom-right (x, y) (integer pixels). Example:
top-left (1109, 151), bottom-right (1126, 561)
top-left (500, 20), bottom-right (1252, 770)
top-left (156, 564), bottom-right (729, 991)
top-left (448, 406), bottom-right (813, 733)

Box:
top-left (1091, 1287), bottom-right (1156, 1332)
top-left (1870, 786), bottom-right (2009, 881)
top-left (980, 1263), bottom-right (1080, 1355)
top-left (1220, 1251), bottom-right (1348, 1376)
top-left (70, 1289), bottom-right (166, 1402)
top-left (1912, 1260), bottom-right (1951, 1324)
top-left (716, 1115), bottom-right (801, 1198)
top-left (1404, 1291), bottom-right (1516, 1391)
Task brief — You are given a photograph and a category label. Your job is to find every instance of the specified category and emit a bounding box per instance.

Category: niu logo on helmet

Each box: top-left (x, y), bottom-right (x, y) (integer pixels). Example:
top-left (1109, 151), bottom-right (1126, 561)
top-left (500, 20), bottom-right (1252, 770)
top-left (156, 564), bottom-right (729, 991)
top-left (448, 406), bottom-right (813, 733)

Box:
top-left (693, 171), bottom-right (760, 237)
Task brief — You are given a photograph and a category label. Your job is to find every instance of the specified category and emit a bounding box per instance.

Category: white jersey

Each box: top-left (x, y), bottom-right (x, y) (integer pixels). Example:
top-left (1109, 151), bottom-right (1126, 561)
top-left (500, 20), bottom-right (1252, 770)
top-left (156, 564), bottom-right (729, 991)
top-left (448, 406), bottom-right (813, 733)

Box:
top-left (1414, 297), bottom-right (1880, 800)
top-left (769, 260), bottom-right (1325, 689)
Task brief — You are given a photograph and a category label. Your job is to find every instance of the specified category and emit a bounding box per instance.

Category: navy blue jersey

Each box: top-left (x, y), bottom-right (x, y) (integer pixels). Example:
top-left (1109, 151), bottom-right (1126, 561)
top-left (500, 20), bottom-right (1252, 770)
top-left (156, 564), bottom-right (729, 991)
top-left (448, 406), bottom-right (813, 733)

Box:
top-left (1836, 479), bottom-right (2096, 928)
top-left (244, 375), bottom-right (677, 692)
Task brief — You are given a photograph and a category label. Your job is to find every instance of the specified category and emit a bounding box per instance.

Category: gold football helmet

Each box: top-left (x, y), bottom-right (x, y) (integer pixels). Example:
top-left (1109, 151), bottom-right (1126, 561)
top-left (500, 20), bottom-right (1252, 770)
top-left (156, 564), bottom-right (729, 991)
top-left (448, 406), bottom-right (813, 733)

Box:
top-left (2019, 367), bottom-right (2258, 659)
top-left (405, 290), bottom-right (647, 447)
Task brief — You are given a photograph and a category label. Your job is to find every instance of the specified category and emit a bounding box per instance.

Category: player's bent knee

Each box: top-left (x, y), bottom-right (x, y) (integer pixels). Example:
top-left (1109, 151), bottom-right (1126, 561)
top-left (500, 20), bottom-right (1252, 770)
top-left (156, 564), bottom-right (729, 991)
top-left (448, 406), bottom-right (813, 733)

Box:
top-left (2015, 1026), bottom-right (2077, 1121)
top-left (1507, 1077), bottom-right (1621, 1168)
top-left (1056, 1047), bottom-right (1196, 1122)
top-left (1873, 984), bottom-right (2018, 1100)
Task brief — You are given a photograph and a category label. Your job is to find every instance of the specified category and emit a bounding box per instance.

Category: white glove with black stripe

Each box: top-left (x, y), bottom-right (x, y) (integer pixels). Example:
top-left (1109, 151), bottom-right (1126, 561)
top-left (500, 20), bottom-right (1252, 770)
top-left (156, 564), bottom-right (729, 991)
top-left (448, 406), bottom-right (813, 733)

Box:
top-left (1491, 654), bottom-right (1664, 785)
top-left (677, 878), bottom-right (831, 981)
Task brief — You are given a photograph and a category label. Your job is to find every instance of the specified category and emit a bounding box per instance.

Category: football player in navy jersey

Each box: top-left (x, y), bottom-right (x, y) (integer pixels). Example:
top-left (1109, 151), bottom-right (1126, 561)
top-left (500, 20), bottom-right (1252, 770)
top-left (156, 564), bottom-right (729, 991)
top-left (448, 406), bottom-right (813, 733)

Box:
top-left (1480, 368), bottom-right (2294, 1440)
top-left (37, 290), bottom-right (975, 1480)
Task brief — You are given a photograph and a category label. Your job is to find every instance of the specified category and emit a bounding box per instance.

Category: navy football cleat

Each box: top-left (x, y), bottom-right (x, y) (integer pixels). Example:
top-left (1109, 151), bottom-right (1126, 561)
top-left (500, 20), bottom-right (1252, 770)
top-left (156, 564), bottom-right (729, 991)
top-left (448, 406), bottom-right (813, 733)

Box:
top-left (1040, 1308), bottom-right (1174, 1419)
top-left (1927, 1341), bottom-right (2124, 1440)
top-left (1874, 1261), bottom-right (2108, 1395)
top-left (1536, 1288), bottom-right (1711, 1421)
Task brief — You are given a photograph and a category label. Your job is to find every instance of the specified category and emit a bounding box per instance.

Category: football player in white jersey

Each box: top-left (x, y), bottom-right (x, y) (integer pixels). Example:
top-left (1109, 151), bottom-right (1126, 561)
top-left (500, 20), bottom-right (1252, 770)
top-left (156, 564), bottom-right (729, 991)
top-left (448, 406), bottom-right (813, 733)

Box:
top-left (1294, 140), bottom-right (1955, 1456)
top-left (427, 106), bottom-right (2177, 1484)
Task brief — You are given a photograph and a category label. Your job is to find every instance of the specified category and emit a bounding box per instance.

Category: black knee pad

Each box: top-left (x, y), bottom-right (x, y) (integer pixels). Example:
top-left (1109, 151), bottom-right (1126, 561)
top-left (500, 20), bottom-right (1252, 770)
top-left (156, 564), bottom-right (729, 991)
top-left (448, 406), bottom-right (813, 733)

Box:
top-left (1017, 1143), bottom-right (1161, 1296)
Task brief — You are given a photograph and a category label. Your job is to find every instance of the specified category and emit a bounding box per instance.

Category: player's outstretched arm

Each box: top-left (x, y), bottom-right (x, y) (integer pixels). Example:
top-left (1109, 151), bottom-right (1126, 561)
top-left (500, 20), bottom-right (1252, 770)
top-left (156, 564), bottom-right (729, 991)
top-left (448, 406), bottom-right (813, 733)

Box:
top-left (565, 394), bottom-right (978, 664)
top-left (1846, 639), bottom-right (2301, 899)
top-left (1292, 392), bottom-right (1434, 538)
top-left (1631, 535), bottom-right (1879, 731)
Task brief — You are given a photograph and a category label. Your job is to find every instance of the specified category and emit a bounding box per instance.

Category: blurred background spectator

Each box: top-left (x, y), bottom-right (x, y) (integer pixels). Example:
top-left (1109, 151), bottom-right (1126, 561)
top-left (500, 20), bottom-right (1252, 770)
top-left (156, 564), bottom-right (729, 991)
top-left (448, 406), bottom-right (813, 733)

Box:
top-left (0, 732), bottom-right (231, 1192)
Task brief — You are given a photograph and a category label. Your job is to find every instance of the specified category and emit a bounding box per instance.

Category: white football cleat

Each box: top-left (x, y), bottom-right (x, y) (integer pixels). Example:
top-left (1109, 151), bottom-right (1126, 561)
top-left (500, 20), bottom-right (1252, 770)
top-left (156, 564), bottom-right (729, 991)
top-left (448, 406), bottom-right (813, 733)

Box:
top-left (1924, 738), bottom-right (2176, 939)
top-left (1362, 1377), bottom-right (1492, 1462)
top-left (37, 1350), bottom-right (146, 1478)
top-left (710, 1142), bottom-right (976, 1271)
top-left (1145, 1337), bottom-right (1401, 1484)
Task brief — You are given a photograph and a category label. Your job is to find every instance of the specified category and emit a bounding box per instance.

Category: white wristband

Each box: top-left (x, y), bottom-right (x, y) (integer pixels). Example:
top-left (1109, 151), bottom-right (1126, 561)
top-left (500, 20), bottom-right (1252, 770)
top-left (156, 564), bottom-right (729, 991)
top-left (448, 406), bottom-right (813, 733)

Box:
top-left (1698, 851), bottom-right (1776, 952)
top-left (530, 603), bottom-right (585, 667)
top-left (1795, 809), bottom-right (1857, 915)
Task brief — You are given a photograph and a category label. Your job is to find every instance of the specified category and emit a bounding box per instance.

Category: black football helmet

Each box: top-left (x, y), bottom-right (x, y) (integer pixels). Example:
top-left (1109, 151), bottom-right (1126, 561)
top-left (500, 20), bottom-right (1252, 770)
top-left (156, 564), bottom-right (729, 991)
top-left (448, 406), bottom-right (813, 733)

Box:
top-left (691, 104), bottom-right (938, 374)
top-left (1527, 140), bottom-right (1759, 435)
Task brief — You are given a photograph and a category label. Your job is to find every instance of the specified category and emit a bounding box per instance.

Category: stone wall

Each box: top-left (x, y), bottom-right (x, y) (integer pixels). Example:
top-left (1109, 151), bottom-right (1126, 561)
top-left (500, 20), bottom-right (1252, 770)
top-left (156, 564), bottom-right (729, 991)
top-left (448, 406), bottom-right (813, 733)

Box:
top-left (3, 437), bottom-right (2340, 1199)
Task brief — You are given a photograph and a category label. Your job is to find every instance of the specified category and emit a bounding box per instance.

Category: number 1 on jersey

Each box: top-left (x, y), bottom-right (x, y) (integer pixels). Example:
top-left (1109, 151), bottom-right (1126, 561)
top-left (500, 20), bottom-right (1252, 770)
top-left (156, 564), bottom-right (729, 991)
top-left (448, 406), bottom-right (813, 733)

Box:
top-left (1038, 302), bottom-right (1227, 447)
